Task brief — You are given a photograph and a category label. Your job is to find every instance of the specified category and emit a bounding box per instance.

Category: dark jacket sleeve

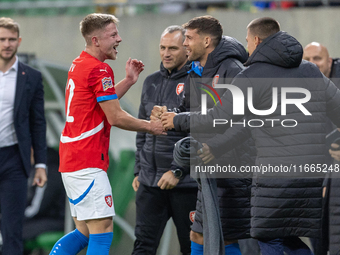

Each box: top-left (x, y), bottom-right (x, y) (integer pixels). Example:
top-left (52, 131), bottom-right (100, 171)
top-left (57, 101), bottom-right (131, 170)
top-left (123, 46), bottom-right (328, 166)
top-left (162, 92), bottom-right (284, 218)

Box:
top-left (173, 112), bottom-right (191, 133)
top-left (134, 87), bottom-right (147, 176)
top-left (30, 70), bottom-right (47, 165)
top-left (206, 123), bottom-right (252, 159)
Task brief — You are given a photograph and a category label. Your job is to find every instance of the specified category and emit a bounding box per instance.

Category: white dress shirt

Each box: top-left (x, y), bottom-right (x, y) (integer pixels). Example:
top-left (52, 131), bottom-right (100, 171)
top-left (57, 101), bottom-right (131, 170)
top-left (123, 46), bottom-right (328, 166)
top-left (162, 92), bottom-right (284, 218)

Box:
top-left (0, 57), bottom-right (18, 148)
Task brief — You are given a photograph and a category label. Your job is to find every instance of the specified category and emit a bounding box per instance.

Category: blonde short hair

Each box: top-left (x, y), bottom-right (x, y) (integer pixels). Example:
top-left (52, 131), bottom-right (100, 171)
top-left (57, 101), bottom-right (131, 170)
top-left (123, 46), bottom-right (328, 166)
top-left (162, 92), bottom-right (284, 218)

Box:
top-left (80, 13), bottom-right (119, 44)
top-left (0, 17), bottom-right (20, 37)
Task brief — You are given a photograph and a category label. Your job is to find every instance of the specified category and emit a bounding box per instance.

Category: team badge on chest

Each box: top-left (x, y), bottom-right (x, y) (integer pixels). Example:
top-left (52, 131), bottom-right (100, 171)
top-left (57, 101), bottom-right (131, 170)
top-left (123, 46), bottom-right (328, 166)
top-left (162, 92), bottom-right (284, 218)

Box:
top-left (105, 195), bottom-right (113, 207)
top-left (176, 83), bottom-right (184, 95)
top-left (102, 77), bottom-right (113, 91)
top-left (212, 75), bottom-right (219, 88)
top-left (189, 211), bottom-right (196, 223)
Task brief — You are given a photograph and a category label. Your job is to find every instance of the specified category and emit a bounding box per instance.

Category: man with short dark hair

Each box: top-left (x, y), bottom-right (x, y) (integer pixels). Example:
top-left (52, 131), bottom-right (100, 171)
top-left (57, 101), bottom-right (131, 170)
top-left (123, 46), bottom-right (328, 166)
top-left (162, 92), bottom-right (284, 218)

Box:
top-left (131, 25), bottom-right (197, 255)
top-left (155, 15), bottom-right (254, 255)
top-left (162, 16), bottom-right (340, 255)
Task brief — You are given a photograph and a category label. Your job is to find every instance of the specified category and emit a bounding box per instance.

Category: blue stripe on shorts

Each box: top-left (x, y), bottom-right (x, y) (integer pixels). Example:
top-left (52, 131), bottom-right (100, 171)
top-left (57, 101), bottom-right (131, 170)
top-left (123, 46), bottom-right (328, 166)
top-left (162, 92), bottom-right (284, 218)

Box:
top-left (68, 180), bottom-right (95, 205)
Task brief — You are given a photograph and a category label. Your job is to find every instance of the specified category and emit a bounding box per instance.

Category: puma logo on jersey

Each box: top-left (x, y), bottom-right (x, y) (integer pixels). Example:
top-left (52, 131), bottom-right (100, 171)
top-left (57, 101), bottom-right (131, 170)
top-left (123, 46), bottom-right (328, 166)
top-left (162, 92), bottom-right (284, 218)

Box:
top-left (100, 68), bottom-right (108, 73)
top-left (69, 64), bottom-right (76, 72)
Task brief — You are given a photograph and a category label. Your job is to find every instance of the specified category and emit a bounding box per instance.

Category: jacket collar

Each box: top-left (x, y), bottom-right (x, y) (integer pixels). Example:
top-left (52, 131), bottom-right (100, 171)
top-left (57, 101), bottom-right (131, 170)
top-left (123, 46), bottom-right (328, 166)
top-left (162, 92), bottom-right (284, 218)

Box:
top-left (160, 61), bottom-right (190, 79)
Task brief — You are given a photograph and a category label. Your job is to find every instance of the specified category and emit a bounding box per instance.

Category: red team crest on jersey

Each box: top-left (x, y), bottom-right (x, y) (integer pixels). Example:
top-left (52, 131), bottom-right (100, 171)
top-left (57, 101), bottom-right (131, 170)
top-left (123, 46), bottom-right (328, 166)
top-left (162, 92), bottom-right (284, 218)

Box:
top-left (102, 77), bottom-right (113, 91)
top-left (212, 75), bottom-right (219, 88)
top-left (189, 211), bottom-right (196, 223)
top-left (105, 195), bottom-right (113, 207)
top-left (176, 83), bottom-right (184, 95)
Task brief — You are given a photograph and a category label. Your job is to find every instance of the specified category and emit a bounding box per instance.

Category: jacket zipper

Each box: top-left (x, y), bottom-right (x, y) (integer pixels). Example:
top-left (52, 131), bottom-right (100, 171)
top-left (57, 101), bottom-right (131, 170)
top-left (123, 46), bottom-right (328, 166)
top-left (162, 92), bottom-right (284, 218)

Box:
top-left (152, 74), bottom-right (171, 172)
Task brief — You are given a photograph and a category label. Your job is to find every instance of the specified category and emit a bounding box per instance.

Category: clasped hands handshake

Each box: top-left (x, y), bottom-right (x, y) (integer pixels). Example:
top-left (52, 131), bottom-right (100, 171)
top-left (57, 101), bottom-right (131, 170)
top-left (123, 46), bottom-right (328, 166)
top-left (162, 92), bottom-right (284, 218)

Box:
top-left (151, 105), bottom-right (175, 131)
top-left (151, 105), bottom-right (215, 164)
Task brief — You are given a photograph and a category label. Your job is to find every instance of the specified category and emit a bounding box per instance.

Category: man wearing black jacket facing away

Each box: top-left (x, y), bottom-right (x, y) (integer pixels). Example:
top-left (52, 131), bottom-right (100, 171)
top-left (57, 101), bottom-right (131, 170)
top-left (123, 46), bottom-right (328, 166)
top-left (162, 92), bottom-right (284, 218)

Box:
top-left (132, 25), bottom-right (197, 255)
top-left (161, 17), bottom-right (340, 255)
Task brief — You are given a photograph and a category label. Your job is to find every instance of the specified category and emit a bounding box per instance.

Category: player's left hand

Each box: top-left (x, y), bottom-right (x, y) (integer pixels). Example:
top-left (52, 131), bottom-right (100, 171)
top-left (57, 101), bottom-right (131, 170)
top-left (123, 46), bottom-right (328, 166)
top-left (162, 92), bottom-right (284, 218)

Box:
top-left (32, 167), bottom-right (47, 187)
top-left (161, 112), bottom-right (176, 131)
top-left (125, 58), bottom-right (144, 85)
top-left (157, 170), bottom-right (179, 190)
top-left (197, 143), bottom-right (215, 164)
top-left (149, 118), bottom-right (167, 135)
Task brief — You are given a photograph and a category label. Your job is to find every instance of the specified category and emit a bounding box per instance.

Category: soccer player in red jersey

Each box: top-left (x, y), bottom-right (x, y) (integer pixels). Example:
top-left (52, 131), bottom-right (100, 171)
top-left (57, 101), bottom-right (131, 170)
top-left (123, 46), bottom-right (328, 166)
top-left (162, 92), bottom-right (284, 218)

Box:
top-left (50, 13), bottom-right (164, 255)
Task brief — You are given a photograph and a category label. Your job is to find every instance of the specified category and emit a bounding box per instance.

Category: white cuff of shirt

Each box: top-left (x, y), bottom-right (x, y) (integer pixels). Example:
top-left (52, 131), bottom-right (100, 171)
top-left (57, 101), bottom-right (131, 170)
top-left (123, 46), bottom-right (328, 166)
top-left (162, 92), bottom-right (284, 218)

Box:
top-left (35, 163), bottom-right (46, 169)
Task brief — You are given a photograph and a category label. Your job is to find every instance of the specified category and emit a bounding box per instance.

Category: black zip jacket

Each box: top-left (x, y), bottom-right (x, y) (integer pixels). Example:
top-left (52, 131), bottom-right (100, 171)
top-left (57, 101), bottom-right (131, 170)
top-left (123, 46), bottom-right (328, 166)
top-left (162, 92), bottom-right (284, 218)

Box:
top-left (175, 36), bottom-right (256, 239)
top-left (134, 62), bottom-right (197, 188)
top-left (327, 58), bottom-right (340, 255)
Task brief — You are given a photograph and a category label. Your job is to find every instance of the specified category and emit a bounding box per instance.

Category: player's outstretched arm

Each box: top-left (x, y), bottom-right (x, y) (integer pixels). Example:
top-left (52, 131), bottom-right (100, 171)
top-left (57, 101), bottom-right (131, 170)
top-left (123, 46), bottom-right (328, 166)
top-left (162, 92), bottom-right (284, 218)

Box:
top-left (99, 99), bottom-right (165, 135)
top-left (114, 58), bottom-right (144, 99)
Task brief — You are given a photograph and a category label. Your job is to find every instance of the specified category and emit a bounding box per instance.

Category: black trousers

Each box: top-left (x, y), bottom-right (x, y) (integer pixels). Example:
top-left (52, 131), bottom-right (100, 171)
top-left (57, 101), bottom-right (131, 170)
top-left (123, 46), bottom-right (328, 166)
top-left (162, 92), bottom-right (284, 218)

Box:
top-left (0, 145), bottom-right (28, 255)
top-left (132, 183), bottom-right (198, 255)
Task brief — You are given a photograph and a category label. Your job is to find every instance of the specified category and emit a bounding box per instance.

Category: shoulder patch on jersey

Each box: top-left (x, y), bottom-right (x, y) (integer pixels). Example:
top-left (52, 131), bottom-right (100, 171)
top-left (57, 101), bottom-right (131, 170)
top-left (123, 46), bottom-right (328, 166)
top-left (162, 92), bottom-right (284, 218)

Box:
top-left (176, 83), bottom-right (184, 95)
top-left (102, 77), bottom-right (113, 91)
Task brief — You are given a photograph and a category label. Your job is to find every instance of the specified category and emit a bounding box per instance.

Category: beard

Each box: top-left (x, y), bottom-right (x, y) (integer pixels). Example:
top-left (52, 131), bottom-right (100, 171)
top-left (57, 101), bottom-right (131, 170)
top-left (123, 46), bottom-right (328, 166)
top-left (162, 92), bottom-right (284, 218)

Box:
top-left (187, 48), bottom-right (204, 62)
top-left (0, 48), bottom-right (17, 61)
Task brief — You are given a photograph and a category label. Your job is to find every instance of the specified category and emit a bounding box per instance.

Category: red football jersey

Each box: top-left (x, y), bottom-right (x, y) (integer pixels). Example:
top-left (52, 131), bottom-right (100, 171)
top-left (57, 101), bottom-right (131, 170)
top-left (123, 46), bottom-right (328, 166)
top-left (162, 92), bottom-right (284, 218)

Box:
top-left (59, 51), bottom-right (117, 172)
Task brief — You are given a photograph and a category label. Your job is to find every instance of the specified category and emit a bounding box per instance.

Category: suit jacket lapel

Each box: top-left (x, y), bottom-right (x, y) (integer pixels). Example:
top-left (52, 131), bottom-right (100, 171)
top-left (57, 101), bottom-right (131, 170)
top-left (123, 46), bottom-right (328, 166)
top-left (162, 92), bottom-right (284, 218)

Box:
top-left (14, 62), bottom-right (28, 118)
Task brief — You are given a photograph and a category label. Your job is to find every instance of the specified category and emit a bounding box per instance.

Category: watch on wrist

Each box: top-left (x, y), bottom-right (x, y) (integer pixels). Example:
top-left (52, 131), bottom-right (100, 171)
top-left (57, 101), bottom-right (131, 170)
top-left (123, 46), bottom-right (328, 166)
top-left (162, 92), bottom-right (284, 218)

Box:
top-left (171, 169), bottom-right (183, 179)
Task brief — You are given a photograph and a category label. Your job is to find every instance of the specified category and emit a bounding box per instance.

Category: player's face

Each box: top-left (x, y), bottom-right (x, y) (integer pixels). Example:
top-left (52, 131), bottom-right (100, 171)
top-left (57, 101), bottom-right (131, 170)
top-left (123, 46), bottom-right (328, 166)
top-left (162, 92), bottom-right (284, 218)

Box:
top-left (0, 28), bottom-right (21, 62)
top-left (183, 29), bottom-right (206, 62)
top-left (246, 29), bottom-right (256, 57)
top-left (159, 31), bottom-right (187, 73)
top-left (303, 45), bottom-right (332, 77)
top-left (98, 23), bottom-right (122, 61)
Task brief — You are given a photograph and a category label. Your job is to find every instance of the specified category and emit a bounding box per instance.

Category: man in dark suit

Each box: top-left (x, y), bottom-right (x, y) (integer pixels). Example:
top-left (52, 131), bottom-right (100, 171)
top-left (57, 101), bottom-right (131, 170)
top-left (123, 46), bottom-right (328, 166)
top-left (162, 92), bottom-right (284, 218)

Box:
top-left (0, 17), bottom-right (47, 255)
